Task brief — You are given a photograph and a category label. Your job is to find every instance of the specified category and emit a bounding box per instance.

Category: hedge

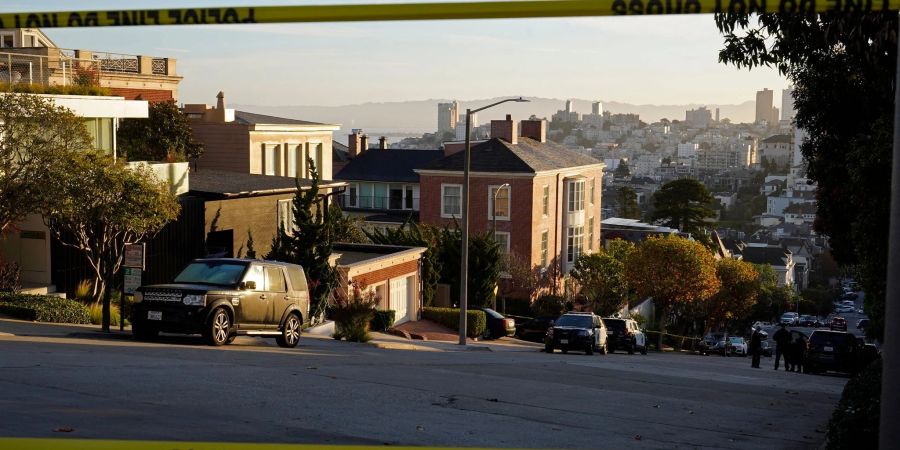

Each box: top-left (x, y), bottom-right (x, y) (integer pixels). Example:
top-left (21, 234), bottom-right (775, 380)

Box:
top-left (422, 307), bottom-right (486, 338)
top-left (369, 309), bottom-right (396, 332)
top-left (826, 359), bottom-right (881, 449)
top-left (0, 293), bottom-right (91, 324)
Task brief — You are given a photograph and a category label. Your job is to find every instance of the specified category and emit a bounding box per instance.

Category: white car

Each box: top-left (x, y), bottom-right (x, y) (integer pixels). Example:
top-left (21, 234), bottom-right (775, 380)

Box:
top-left (728, 336), bottom-right (748, 356)
top-left (836, 305), bottom-right (855, 313)
top-left (780, 312), bottom-right (799, 326)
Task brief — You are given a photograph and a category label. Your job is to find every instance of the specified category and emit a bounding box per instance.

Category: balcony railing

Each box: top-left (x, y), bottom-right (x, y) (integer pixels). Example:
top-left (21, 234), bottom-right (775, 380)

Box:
top-left (0, 47), bottom-right (174, 90)
top-left (337, 194), bottom-right (420, 212)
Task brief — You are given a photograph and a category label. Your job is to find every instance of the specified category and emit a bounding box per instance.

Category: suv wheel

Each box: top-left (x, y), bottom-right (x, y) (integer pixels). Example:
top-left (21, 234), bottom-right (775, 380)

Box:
top-left (586, 343), bottom-right (594, 355)
top-left (627, 341), bottom-right (635, 355)
top-left (640, 344), bottom-right (648, 355)
top-left (205, 308), bottom-right (231, 346)
top-left (544, 344), bottom-right (554, 353)
top-left (599, 342), bottom-right (608, 355)
top-left (277, 313), bottom-right (302, 348)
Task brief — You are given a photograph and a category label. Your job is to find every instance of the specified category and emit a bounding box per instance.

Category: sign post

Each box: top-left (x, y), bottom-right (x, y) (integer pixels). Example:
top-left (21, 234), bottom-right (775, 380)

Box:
top-left (122, 243), bottom-right (146, 332)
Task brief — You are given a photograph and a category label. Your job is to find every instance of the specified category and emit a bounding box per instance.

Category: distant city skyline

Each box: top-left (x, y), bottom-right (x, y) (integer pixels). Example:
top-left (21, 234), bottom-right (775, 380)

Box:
top-left (2, 1), bottom-right (790, 108)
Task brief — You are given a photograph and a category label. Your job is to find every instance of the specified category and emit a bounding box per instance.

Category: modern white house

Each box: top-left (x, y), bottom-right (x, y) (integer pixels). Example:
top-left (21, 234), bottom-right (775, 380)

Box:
top-left (0, 94), bottom-right (149, 295)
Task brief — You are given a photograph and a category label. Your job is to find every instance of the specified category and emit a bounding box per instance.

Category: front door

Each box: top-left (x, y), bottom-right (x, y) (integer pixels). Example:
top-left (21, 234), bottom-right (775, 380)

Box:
top-left (238, 264), bottom-right (268, 326)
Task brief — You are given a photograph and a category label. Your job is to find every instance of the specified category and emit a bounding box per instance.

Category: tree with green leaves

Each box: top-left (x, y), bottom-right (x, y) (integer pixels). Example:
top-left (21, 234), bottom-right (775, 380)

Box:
top-left (468, 233), bottom-right (502, 309)
top-left (330, 205), bottom-right (369, 244)
top-left (0, 94), bottom-right (91, 235)
top-left (44, 152), bottom-right (180, 331)
top-left (625, 235), bottom-right (720, 349)
top-left (614, 159), bottom-right (631, 178)
top-left (616, 186), bottom-right (642, 219)
top-left (265, 158), bottom-right (336, 324)
top-left (570, 239), bottom-right (635, 317)
top-left (119, 100), bottom-right (204, 162)
top-left (650, 178), bottom-right (716, 247)
top-left (715, 12), bottom-right (894, 341)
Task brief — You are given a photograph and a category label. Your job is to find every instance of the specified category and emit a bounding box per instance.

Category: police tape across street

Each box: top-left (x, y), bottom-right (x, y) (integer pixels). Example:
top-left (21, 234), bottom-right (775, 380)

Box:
top-left (1, 0), bottom-right (899, 30)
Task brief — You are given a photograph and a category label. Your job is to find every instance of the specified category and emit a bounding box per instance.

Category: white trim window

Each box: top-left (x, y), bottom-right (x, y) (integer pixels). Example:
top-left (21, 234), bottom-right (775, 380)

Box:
top-left (441, 184), bottom-right (462, 218)
top-left (588, 217), bottom-right (595, 252)
top-left (346, 183), bottom-right (358, 208)
top-left (494, 231), bottom-right (510, 255)
top-left (277, 199), bottom-right (295, 235)
top-left (263, 144), bottom-right (281, 176)
top-left (568, 180), bottom-right (585, 212)
top-left (567, 225), bottom-right (584, 263)
top-left (589, 178), bottom-right (595, 205)
top-left (488, 185), bottom-right (511, 221)
top-left (542, 185), bottom-right (549, 217)
top-left (286, 144), bottom-right (299, 178)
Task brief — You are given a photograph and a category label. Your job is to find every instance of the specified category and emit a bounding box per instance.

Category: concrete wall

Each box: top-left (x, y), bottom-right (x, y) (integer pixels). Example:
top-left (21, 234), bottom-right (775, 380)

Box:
top-left (203, 193), bottom-right (295, 258)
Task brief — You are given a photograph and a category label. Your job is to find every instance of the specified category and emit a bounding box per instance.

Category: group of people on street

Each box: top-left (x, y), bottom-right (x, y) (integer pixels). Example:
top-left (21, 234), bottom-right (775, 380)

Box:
top-left (748, 323), bottom-right (806, 371)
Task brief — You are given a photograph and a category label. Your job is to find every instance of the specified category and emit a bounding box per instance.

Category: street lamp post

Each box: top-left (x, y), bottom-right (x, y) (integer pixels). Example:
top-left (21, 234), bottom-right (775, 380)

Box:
top-left (458, 98), bottom-right (528, 346)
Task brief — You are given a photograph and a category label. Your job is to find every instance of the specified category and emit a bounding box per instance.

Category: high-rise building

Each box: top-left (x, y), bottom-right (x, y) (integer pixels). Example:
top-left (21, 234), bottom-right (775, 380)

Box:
top-left (755, 88), bottom-right (775, 124)
top-left (592, 101), bottom-right (603, 115)
top-left (781, 88), bottom-right (796, 122)
top-left (454, 112), bottom-right (478, 140)
top-left (565, 99), bottom-right (575, 113)
top-left (685, 106), bottom-right (712, 128)
top-left (437, 101), bottom-right (459, 135)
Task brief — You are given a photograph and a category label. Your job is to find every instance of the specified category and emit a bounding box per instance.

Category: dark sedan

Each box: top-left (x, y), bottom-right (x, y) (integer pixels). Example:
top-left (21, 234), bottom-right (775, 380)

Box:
top-left (479, 308), bottom-right (516, 339)
top-left (515, 316), bottom-right (556, 342)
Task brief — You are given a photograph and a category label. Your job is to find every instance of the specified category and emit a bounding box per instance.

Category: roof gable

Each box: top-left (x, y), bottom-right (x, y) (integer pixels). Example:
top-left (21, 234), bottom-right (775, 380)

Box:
top-left (421, 137), bottom-right (602, 173)
top-left (233, 110), bottom-right (330, 127)
top-left (335, 149), bottom-right (444, 183)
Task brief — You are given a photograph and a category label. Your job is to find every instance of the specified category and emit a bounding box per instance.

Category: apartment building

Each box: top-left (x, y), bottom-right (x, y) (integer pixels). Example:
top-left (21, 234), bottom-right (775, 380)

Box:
top-left (416, 116), bottom-right (605, 273)
top-left (759, 134), bottom-right (793, 168)
top-left (185, 92), bottom-right (340, 181)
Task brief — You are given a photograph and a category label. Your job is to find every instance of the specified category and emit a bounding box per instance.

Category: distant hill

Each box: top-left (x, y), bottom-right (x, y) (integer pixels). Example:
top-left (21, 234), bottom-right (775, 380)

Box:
top-left (232, 97), bottom-right (756, 142)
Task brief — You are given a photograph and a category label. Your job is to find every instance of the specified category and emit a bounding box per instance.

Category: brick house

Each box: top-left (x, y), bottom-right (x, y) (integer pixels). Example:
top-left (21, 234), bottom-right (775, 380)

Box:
top-left (416, 116), bottom-right (605, 275)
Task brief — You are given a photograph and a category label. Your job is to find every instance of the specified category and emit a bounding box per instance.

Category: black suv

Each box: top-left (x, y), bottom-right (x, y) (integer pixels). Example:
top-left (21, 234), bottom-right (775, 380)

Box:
top-left (804, 330), bottom-right (874, 375)
top-left (131, 258), bottom-right (310, 347)
top-left (544, 312), bottom-right (608, 355)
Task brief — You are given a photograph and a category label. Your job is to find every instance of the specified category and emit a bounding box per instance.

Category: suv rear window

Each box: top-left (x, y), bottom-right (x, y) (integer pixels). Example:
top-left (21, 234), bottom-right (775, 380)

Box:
top-left (555, 315), bottom-right (591, 328)
top-left (810, 331), bottom-right (854, 348)
top-left (604, 319), bottom-right (625, 331)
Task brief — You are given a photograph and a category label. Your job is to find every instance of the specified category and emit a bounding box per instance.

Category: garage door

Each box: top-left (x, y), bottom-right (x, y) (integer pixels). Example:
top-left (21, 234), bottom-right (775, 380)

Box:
top-left (390, 277), bottom-right (409, 324)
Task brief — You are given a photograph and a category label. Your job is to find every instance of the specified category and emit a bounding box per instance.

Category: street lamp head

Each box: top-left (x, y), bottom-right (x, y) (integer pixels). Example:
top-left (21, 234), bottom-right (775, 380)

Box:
top-left (514, 97), bottom-right (530, 103)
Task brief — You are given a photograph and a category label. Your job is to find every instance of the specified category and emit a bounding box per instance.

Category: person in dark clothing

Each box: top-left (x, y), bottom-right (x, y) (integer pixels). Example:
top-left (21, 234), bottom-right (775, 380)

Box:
top-left (786, 331), bottom-right (807, 373)
top-left (749, 327), bottom-right (762, 368)
top-left (773, 323), bottom-right (791, 370)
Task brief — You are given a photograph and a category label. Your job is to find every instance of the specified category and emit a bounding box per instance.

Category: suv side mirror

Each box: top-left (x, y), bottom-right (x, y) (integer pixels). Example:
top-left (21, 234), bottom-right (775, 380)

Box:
top-left (240, 280), bottom-right (256, 290)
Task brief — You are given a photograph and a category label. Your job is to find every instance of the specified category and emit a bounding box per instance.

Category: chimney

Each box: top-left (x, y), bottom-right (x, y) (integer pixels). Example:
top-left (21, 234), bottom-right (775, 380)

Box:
top-left (378, 136), bottom-right (389, 150)
top-left (348, 131), bottom-right (362, 158)
top-left (360, 134), bottom-right (370, 151)
top-left (491, 114), bottom-right (517, 145)
top-left (213, 91), bottom-right (226, 123)
top-left (520, 119), bottom-right (547, 143)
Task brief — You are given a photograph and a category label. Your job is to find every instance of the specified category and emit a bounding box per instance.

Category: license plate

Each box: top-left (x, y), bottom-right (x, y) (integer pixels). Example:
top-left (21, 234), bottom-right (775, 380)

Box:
top-left (147, 311), bottom-right (162, 321)
top-left (824, 346), bottom-right (833, 352)
top-left (560, 339), bottom-right (568, 344)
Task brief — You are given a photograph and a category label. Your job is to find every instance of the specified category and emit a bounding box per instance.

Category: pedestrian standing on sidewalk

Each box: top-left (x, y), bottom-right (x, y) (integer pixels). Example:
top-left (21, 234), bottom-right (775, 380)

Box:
top-left (749, 326), bottom-right (762, 368)
top-left (773, 323), bottom-right (790, 370)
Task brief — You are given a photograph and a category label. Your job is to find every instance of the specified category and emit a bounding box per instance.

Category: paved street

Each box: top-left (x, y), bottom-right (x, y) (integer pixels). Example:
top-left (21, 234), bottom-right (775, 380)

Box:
top-left (0, 319), bottom-right (848, 449)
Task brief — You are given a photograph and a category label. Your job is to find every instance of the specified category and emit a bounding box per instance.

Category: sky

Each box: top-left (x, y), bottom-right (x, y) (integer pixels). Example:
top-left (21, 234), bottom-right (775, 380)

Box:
top-left (1, 1), bottom-right (790, 107)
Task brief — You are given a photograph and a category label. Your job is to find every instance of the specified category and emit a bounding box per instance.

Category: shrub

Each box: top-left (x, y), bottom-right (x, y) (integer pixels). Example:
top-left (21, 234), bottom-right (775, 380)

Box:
top-left (75, 279), bottom-right (93, 301)
top-left (826, 359), bottom-right (881, 449)
top-left (89, 302), bottom-right (122, 326)
top-left (332, 283), bottom-right (377, 342)
top-left (0, 259), bottom-right (20, 293)
top-left (422, 307), bottom-right (486, 338)
top-left (531, 295), bottom-right (566, 317)
top-left (369, 309), bottom-right (396, 332)
top-left (0, 293), bottom-right (91, 324)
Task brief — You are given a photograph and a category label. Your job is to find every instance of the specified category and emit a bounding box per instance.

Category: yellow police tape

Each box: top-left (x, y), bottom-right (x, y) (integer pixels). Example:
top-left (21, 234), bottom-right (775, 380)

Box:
top-left (1, 0), bottom-right (899, 29)
top-left (0, 438), bottom-right (505, 450)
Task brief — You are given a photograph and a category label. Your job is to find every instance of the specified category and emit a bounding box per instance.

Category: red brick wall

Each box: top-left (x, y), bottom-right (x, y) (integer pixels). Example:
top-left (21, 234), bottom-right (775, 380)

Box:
top-left (109, 88), bottom-right (174, 102)
top-left (420, 174), bottom-right (535, 265)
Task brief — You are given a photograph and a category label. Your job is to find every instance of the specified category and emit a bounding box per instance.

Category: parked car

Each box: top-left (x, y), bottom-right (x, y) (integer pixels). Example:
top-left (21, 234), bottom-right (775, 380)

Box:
top-left (479, 308), bottom-right (516, 339)
top-left (805, 330), bottom-right (875, 375)
top-left (515, 316), bottom-right (556, 342)
top-left (799, 315), bottom-right (820, 327)
top-left (857, 318), bottom-right (869, 331)
top-left (544, 312), bottom-right (608, 355)
top-left (603, 318), bottom-right (648, 355)
top-left (728, 336), bottom-right (748, 357)
top-left (835, 305), bottom-right (855, 314)
top-left (698, 333), bottom-right (724, 356)
top-left (830, 316), bottom-right (848, 331)
top-left (132, 258), bottom-right (310, 347)
top-left (780, 312), bottom-right (799, 326)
